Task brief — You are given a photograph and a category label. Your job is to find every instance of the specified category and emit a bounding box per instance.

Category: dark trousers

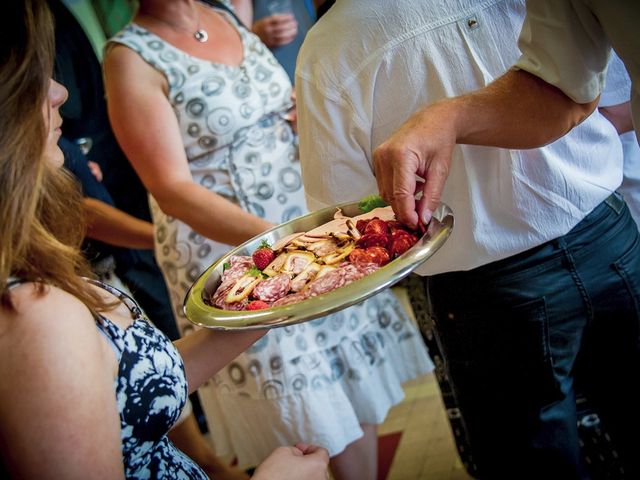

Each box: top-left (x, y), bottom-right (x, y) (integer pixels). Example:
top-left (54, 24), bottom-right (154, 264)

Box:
top-left (427, 194), bottom-right (640, 479)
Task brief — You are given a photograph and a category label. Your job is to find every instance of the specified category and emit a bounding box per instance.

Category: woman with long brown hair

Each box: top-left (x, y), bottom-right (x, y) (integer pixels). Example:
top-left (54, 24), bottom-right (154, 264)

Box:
top-left (0, 1), bottom-right (328, 478)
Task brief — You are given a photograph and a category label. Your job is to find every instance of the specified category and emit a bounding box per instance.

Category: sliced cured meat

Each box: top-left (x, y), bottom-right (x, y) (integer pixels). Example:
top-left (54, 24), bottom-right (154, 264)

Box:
top-left (291, 263), bottom-right (322, 292)
top-left (349, 246), bottom-right (390, 267)
top-left (388, 230), bottom-right (418, 258)
top-left (272, 232), bottom-right (306, 252)
top-left (303, 238), bottom-right (340, 257)
top-left (283, 251), bottom-right (316, 275)
top-left (210, 281), bottom-right (250, 311)
top-left (357, 233), bottom-right (389, 249)
top-left (263, 251), bottom-right (290, 277)
top-left (272, 291), bottom-right (310, 307)
top-left (306, 269), bottom-right (348, 296)
top-left (304, 217), bottom-right (350, 237)
top-left (318, 243), bottom-right (355, 265)
top-left (364, 218), bottom-right (389, 236)
top-left (225, 274), bottom-right (262, 303)
top-left (353, 262), bottom-right (380, 276)
top-left (218, 298), bottom-right (249, 311)
top-left (221, 255), bottom-right (253, 283)
top-left (365, 246), bottom-right (391, 266)
top-left (253, 273), bottom-right (291, 302)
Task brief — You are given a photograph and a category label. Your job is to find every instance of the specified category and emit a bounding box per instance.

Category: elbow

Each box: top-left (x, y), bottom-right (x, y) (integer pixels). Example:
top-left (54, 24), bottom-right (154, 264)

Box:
top-left (527, 96), bottom-right (600, 149)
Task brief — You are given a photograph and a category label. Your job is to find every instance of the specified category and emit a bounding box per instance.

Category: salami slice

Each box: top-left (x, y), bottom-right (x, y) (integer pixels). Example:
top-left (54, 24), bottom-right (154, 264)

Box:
top-left (210, 282), bottom-right (249, 311)
top-left (221, 255), bottom-right (253, 283)
top-left (272, 291), bottom-right (310, 307)
top-left (253, 274), bottom-right (291, 302)
top-left (306, 269), bottom-right (348, 296)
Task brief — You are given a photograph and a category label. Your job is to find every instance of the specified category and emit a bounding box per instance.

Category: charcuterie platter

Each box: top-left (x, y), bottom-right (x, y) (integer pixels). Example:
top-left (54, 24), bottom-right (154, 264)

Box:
top-left (183, 199), bottom-right (453, 330)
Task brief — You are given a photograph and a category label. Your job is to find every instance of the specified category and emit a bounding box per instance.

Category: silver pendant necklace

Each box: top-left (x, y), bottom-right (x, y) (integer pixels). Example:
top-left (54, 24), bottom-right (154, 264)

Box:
top-left (193, 28), bottom-right (208, 43)
top-left (141, 2), bottom-right (208, 43)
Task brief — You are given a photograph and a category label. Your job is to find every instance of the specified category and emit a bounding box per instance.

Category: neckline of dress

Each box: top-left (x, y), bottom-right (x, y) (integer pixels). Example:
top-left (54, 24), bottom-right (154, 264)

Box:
top-left (130, 9), bottom-right (248, 70)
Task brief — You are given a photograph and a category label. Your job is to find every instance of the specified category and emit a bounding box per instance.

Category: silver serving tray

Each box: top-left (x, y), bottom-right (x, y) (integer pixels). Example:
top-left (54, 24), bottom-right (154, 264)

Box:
top-left (183, 202), bottom-right (453, 330)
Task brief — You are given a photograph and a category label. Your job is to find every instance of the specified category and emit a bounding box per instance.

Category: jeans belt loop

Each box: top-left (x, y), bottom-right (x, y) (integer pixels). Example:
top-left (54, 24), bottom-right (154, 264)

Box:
top-left (604, 192), bottom-right (624, 215)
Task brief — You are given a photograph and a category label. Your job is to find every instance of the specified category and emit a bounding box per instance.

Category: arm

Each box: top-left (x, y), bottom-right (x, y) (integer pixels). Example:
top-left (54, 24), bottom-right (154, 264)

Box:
top-left (252, 14), bottom-right (298, 48)
top-left (599, 101), bottom-right (634, 135)
top-left (373, 68), bottom-right (599, 227)
top-left (230, 0), bottom-right (253, 27)
top-left (0, 286), bottom-right (124, 478)
top-left (83, 197), bottom-right (155, 250)
top-left (296, 71), bottom-right (377, 210)
top-left (174, 328), bottom-right (266, 393)
top-left (252, 444), bottom-right (330, 480)
top-left (235, 0), bottom-right (297, 48)
top-left (104, 45), bottom-right (272, 246)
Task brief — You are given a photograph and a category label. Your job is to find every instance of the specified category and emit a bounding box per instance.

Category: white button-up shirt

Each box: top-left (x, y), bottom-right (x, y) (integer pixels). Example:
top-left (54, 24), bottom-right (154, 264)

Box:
top-left (602, 53), bottom-right (640, 227)
top-left (515, 0), bottom-right (639, 137)
top-left (296, 0), bottom-right (623, 275)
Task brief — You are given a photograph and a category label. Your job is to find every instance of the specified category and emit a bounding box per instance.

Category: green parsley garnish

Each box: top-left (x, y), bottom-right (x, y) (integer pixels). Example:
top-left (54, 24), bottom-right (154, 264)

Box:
top-left (222, 262), bottom-right (231, 271)
top-left (358, 194), bottom-right (388, 213)
top-left (247, 266), bottom-right (266, 278)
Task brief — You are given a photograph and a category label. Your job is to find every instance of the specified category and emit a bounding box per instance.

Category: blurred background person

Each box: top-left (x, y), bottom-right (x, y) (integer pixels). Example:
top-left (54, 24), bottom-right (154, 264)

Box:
top-left (50, 1), bottom-right (249, 477)
top-left (103, 1), bottom-right (433, 479)
top-left (249, 0), bottom-right (315, 83)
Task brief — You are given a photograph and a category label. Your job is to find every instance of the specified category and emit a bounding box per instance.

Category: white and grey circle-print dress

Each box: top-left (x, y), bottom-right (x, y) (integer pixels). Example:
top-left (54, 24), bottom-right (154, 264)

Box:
top-left (108, 4), bottom-right (433, 468)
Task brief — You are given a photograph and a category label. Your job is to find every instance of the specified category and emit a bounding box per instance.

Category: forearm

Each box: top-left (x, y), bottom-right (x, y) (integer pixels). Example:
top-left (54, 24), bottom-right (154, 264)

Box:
top-left (447, 69), bottom-right (600, 149)
top-left (154, 181), bottom-right (273, 246)
top-left (599, 101), bottom-right (634, 134)
top-left (230, 0), bottom-right (253, 27)
top-left (83, 198), bottom-right (154, 250)
top-left (174, 328), bottom-right (266, 392)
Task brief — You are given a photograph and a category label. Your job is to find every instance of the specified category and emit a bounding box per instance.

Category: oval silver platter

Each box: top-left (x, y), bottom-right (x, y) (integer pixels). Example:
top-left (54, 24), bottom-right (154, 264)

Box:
top-left (183, 202), bottom-right (453, 330)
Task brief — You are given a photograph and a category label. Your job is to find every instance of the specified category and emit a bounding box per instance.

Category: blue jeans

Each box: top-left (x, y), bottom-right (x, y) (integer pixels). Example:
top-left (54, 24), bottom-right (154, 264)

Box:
top-left (427, 194), bottom-right (640, 479)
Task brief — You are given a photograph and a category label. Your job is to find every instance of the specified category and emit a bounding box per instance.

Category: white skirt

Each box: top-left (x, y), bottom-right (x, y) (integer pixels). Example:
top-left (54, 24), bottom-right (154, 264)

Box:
top-left (196, 289), bottom-right (434, 469)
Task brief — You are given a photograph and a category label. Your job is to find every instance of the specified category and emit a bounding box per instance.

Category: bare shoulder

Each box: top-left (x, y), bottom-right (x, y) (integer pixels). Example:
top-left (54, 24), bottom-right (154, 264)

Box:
top-left (0, 283), bottom-right (108, 377)
top-left (1, 282), bottom-right (94, 334)
top-left (103, 42), bottom-right (166, 92)
top-left (0, 284), bottom-right (125, 478)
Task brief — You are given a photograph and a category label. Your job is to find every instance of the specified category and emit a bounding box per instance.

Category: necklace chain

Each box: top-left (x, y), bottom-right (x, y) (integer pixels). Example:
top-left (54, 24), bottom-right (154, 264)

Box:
top-left (141, 2), bottom-right (208, 43)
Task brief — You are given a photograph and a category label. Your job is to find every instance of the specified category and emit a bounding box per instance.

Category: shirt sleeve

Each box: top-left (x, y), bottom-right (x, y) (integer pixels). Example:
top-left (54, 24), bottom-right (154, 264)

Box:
top-left (599, 51), bottom-right (632, 107)
top-left (296, 74), bottom-right (379, 212)
top-left (515, 0), bottom-right (611, 104)
top-left (60, 137), bottom-right (115, 205)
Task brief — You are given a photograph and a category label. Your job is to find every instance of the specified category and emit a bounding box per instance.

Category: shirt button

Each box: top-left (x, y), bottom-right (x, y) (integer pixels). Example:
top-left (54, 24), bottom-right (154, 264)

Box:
top-left (467, 17), bottom-right (479, 29)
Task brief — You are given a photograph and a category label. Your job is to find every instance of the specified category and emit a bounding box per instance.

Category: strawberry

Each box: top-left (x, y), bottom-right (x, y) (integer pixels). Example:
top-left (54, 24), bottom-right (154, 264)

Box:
top-left (252, 240), bottom-right (275, 270)
top-left (247, 300), bottom-right (270, 311)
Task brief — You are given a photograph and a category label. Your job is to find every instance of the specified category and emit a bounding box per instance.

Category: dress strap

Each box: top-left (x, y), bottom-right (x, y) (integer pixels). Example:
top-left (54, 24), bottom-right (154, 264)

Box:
top-left (199, 0), bottom-right (247, 29)
top-left (6, 277), bottom-right (27, 289)
top-left (85, 277), bottom-right (145, 321)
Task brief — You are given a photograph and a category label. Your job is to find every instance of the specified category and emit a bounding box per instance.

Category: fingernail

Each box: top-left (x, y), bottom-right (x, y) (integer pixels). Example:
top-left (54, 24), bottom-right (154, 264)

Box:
top-left (421, 209), bottom-right (433, 224)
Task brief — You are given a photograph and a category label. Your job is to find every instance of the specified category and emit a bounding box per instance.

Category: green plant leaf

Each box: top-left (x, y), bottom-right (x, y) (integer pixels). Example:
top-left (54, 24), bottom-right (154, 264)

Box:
top-left (358, 194), bottom-right (388, 213)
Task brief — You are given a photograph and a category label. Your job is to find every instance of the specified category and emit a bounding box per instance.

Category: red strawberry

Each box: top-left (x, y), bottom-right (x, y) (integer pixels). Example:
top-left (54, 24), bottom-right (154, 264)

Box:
top-left (247, 300), bottom-right (270, 310)
top-left (252, 240), bottom-right (275, 270)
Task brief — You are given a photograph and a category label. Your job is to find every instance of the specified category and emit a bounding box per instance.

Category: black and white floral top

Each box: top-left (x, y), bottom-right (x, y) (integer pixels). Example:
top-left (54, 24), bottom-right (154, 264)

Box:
top-left (5, 278), bottom-right (206, 478)
top-left (91, 280), bottom-right (207, 479)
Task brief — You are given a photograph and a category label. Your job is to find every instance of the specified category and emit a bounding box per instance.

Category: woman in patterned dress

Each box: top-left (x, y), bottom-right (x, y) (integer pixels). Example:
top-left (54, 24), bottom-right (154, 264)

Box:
top-left (104, 1), bottom-right (433, 478)
top-left (0, 1), bottom-right (330, 478)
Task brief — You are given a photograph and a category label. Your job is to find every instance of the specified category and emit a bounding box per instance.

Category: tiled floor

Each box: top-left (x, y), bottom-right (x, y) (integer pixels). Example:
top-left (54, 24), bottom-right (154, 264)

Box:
top-left (380, 374), bottom-right (472, 480)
